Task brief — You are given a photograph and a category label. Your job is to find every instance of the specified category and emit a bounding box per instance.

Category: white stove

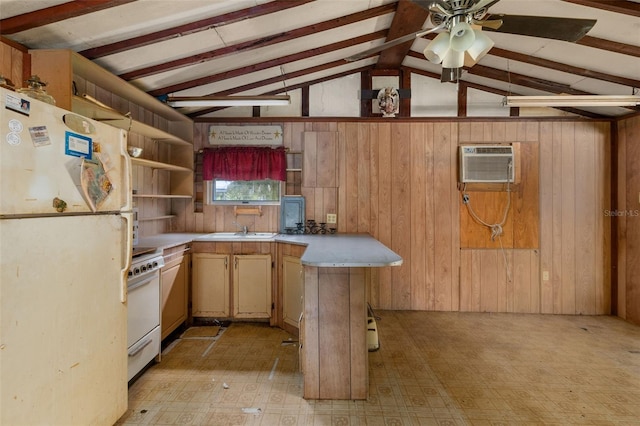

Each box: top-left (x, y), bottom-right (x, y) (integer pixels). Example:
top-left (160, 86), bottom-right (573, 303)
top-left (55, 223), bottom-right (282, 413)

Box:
top-left (127, 249), bottom-right (164, 381)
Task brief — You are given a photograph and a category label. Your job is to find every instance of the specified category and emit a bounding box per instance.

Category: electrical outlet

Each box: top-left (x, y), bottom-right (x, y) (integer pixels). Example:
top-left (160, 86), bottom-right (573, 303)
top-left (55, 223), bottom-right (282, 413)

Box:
top-left (542, 271), bottom-right (549, 281)
top-left (327, 213), bottom-right (337, 224)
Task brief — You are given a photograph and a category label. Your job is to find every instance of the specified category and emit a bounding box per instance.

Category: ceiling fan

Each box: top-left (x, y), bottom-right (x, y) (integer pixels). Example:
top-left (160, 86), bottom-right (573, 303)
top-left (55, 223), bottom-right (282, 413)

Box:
top-left (346, 0), bottom-right (597, 82)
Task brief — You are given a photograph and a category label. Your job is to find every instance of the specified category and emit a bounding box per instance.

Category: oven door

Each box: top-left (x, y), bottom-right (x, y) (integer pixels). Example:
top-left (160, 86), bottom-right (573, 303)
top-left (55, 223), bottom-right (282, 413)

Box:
top-left (127, 272), bottom-right (160, 348)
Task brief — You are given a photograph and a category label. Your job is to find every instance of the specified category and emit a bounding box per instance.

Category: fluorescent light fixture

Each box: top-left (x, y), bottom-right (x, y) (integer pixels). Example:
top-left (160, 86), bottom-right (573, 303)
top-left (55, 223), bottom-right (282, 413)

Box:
top-left (167, 95), bottom-right (291, 107)
top-left (504, 95), bottom-right (640, 107)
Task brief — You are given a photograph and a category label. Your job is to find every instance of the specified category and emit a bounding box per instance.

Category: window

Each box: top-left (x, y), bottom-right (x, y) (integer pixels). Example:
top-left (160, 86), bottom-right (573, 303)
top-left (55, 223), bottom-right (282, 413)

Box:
top-left (208, 179), bottom-right (281, 205)
top-left (202, 146), bottom-right (286, 205)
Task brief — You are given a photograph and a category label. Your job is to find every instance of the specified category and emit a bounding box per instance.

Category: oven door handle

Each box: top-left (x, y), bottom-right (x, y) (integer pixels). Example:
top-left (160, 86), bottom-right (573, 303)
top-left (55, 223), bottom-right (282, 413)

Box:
top-left (128, 335), bottom-right (154, 357)
top-left (127, 274), bottom-right (156, 292)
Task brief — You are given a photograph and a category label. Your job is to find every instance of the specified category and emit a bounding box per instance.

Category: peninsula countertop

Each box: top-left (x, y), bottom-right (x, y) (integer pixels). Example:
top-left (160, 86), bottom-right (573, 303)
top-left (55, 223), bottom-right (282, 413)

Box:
top-left (137, 232), bottom-right (402, 268)
top-left (274, 233), bottom-right (402, 267)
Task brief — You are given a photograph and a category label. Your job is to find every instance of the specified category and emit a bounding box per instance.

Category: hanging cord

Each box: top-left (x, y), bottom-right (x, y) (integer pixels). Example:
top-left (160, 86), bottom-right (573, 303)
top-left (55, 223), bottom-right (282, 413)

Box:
top-left (280, 65), bottom-right (288, 96)
top-left (462, 161), bottom-right (513, 281)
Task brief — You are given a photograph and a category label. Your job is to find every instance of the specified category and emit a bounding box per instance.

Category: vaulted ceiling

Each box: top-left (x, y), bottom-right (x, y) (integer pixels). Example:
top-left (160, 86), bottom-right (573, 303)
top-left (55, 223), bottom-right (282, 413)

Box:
top-left (1, 0), bottom-right (639, 119)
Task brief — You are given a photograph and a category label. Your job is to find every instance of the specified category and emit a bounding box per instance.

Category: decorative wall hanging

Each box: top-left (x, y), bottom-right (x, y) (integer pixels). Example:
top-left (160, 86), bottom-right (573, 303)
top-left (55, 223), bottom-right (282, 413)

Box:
top-left (377, 87), bottom-right (399, 118)
top-left (209, 125), bottom-right (283, 146)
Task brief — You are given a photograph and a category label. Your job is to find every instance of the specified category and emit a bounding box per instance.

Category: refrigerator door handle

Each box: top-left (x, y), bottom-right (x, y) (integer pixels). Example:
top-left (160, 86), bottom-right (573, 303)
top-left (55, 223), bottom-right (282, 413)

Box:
top-left (121, 211), bottom-right (133, 303)
top-left (119, 129), bottom-right (133, 213)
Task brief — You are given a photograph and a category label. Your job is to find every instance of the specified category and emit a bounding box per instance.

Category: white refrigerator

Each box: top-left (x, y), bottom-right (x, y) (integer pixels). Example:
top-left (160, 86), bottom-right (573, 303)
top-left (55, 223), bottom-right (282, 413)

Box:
top-left (0, 87), bottom-right (131, 425)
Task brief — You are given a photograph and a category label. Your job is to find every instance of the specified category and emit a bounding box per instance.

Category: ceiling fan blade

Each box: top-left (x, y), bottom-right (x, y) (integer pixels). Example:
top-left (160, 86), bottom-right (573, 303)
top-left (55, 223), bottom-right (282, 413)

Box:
top-left (482, 15), bottom-right (597, 42)
top-left (345, 24), bottom-right (445, 62)
top-left (473, 18), bottom-right (503, 30)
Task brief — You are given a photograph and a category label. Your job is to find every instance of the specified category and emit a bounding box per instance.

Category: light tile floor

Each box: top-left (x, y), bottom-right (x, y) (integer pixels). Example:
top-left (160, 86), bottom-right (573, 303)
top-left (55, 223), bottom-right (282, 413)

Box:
top-left (116, 312), bottom-right (640, 425)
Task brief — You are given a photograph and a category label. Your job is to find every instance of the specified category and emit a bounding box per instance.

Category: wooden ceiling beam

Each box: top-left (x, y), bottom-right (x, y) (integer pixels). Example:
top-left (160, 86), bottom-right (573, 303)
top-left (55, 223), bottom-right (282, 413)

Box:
top-left (577, 36), bottom-right (640, 58)
top-left (465, 65), bottom-right (588, 94)
top-left (561, 0), bottom-right (640, 17)
top-left (80, 0), bottom-right (314, 59)
top-left (419, 33), bottom-right (640, 88)
top-left (0, 0), bottom-right (136, 35)
top-left (403, 66), bottom-right (606, 119)
top-left (406, 51), bottom-right (585, 94)
top-left (375, 0), bottom-right (430, 69)
top-left (148, 30), bottom-right (387, 97)
top-left (120, 3), bottom-right (396, 81)
top-left (488, 46), bottom-right (640, 89)
top-left (189, 65), bottom-right (375, 118)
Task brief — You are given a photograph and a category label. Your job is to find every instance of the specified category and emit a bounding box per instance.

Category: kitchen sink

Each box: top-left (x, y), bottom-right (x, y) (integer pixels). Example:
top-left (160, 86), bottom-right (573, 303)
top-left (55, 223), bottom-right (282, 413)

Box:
top-left (196, 232), bottom-right (278, 241)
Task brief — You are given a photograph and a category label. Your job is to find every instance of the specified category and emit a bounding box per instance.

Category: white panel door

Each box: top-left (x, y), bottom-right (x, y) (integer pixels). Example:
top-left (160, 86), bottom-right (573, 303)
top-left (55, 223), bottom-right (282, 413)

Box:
top-left (0, 87), bottom-right (130, 215)
top-left (0, 213), bottom-right (128, 425)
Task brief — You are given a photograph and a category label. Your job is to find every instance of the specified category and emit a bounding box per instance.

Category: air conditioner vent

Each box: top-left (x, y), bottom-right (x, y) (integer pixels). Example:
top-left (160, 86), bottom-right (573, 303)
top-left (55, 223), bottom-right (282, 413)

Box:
top-left (459, 145), bottom-right (515, 183)
top-left (474, 147), bottom-right (512, 154)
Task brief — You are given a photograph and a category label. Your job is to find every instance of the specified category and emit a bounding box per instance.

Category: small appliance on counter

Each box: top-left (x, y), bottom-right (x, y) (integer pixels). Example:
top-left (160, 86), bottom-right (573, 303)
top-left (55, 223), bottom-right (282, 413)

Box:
top-left (281, 195), bottom-right (305, 233)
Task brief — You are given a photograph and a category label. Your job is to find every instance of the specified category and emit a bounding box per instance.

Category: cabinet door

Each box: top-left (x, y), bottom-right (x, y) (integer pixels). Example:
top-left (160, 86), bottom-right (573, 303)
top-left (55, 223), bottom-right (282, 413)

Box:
top-left (282, 255), bottom-right (303, 328)
top-left (192, 253), bottom-right (229, 317)
top-left (233, 254), bottom-right (272, 319)
top-left (161, 253), bottom-right (189, 340)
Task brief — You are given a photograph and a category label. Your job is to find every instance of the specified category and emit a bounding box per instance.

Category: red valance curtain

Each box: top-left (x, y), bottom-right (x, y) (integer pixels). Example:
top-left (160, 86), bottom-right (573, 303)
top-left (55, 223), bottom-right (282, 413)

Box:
top-left (202, 146), bottom-right (286, 181)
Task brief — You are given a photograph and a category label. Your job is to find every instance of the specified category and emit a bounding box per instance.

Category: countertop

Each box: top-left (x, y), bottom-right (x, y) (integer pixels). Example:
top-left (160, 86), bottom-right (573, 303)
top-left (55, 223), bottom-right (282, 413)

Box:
top-left (137, 233), bottom-right (402, 268)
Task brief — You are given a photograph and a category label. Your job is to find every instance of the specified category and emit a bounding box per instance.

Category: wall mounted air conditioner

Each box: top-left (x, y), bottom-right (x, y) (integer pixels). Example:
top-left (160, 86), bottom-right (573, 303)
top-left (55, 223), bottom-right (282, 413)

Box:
top-left (459, 145), bottom-right (515, 183)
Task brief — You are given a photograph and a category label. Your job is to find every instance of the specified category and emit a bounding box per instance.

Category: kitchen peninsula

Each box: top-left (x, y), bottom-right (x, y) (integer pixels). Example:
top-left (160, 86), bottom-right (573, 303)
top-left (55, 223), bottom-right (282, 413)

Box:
top-left (138, 232), bottom-right (402, 400)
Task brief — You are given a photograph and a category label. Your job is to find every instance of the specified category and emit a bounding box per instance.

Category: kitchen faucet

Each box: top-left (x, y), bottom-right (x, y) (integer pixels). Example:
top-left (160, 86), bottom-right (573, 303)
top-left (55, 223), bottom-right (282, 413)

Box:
top-left (232, 221), bottom-right (249, 235)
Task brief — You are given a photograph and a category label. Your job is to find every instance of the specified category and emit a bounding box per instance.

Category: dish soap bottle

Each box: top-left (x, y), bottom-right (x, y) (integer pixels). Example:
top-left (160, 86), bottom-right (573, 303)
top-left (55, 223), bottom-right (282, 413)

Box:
top-left (17, 75), bottom-right (56, 105)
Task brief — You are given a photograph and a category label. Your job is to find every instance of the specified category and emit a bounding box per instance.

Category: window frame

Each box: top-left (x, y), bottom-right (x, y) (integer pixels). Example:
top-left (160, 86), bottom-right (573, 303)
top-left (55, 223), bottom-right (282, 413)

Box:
top-left (205, 179), bottom-right (283, 206)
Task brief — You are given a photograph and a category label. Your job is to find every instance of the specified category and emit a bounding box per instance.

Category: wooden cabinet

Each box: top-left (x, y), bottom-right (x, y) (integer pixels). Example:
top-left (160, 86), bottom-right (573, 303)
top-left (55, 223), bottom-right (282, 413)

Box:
top-left (192, 253), bottom-right (229, 317)
top-left (29, 49), bottom-right (194, 228)
top-left (161, 245), bottom-right (190, 340)
top-left (191, 249), bottom-right (273, 320)
top-left (282, 255), bottom-right (303, 328)
top-left (233, 254), bottom-right (272, 319)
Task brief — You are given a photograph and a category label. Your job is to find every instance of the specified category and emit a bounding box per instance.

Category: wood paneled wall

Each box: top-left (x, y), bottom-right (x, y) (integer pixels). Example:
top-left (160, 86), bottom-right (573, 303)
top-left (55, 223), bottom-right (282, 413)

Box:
top-left (189, 119), bottom-right (613, 315)
top-left (539, 122), bottom-right (611, 315)
top-left (5, 37), bottom-right (618, 317)
top-left (617, 115), bottom-right (640, 325)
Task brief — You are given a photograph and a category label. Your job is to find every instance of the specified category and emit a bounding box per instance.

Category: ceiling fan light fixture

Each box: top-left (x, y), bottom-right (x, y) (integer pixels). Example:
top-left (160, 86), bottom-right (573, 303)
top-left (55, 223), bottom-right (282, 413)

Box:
top-left (449, 21), bottom-right (476, 52)
top-left (442, 50), bottom-right (465, 68)
top-left (466, 29), bottom-right (494, 62)
top-left (441, 67), bottom-right (463, 83)
top-left (504, 95), bottom-right (640, 107)
top-left (423, 32), bottom-right (451, 64)
top-left (166, 95), bottom-right (291, 107)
